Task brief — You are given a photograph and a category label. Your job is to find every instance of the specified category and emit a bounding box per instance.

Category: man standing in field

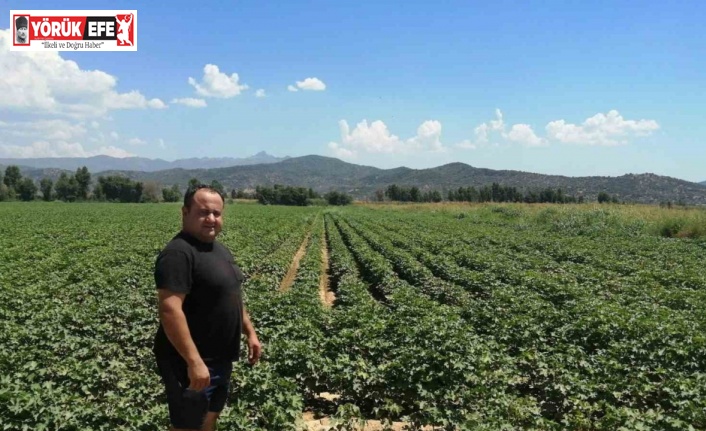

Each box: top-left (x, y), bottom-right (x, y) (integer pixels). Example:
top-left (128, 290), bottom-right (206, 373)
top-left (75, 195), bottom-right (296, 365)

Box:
top-left (154, 185), bottom-right (261, 431)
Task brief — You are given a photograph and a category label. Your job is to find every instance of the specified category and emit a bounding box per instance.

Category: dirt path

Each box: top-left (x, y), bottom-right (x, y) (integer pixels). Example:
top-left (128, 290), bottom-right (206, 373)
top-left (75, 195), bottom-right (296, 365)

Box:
top-left (319, 230), bottom-right (335, 307)
top-left (304, 415), bottom-right (434, 431)
top-left (279, 233), bottom-right (310, 292)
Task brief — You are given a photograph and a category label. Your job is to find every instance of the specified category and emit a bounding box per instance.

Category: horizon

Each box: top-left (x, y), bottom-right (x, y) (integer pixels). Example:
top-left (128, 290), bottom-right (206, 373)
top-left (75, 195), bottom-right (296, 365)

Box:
top-left (1, 1), bottom-right (704, 182)
top-left (2, 152), bottom-right (704, 183)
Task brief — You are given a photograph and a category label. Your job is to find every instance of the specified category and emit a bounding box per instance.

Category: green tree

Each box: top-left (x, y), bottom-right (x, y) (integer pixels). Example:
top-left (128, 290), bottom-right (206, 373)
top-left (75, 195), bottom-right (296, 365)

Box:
top-left (209, 180), bottom-right (225, 199)
top-left (16, 178), bottom-right (37, 201)
top-left (162, 184), bottom-right (182, 202)
top-left (96, 176), bottom-right (143, 203)
top-left (55, 172), bottom-right (79, 202)
top-left (410, 186), bottom-right (421, 202)
top-left (325, 191), bottom-right (353, 206)
top-left (40, 178), bottom-right (54, 201)
top-left (3, 165), bottom-right (22, 189)
top-left (385, 184), bottom-right (400, 201)
top-left (188, 178), bottom-right (200, 192)
top-left (74, 166), bottom-right (91, 200)
top-left (0, 183), bottom-right (8, 201)
top-left (255, 184), bottom-right (311, 206)
top-left (597, 191), bottom-right (610, 204)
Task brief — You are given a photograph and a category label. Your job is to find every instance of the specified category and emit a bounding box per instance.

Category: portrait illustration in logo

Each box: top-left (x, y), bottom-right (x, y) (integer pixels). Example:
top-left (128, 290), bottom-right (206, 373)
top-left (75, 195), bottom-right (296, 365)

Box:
top-left (15, 16), bottom-right (29, 44)
top-left (116, 13), bottom-right (133, 46)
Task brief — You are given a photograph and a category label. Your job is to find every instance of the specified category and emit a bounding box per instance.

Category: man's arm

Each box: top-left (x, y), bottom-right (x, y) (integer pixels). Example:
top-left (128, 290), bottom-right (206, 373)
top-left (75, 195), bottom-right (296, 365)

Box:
top-left (242, 306), bottom-right (261, 364)
top-left (158, 289), bottom-right (210, 390)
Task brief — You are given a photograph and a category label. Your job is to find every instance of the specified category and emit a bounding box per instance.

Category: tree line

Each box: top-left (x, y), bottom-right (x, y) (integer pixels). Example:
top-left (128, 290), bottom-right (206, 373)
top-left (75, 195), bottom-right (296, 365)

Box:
top-left (254, 184), bottom-right (352, 206)
top-left (0, 166), bottom-right (354, 206)
top-left (1, 165), bottom-right (625, 205)
top-left (380, 183), bottom-right (620, 204)
top-left (0, 165), bottom-right (172, 203)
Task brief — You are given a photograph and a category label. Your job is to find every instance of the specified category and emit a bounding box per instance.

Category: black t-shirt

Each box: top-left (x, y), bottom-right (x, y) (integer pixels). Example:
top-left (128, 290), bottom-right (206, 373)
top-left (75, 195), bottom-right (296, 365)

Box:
top-left (153, 231), bottom-right (244, 362)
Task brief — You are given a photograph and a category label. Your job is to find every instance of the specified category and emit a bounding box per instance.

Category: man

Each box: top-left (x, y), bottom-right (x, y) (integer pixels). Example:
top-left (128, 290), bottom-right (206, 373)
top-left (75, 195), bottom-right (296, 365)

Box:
top-left (154, 185), bottom-right (261, 431)
top-left (15, 16), bottom-right (28, 44)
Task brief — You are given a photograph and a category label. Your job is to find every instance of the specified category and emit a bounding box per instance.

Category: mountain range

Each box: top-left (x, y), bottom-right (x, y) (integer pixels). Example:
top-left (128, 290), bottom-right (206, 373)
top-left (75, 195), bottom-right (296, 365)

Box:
top-left (0, 151), bottom-right (287, 172)
top-left (2, 154), bottom-right (706, 205)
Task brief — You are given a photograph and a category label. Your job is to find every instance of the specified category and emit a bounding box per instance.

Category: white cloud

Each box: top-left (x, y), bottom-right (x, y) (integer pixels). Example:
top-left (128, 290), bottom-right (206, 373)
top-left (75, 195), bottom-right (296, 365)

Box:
top-left (407, 120), bottom-right (445, 152)
top-left (148, 99), bottom-right (168, 109)
top-left (0, 141), bottom-right (135, 158)
top-left (546, 110), bottom-right (659, 146)
top-left (295, 77), bottom-right (326, 91)
top-left (171, 97), bottom-right (207, 108)
top-left (287, 85), bottom-right (298, 92)
top-left (0, 29), bottom-right (165, 118)
top-left (0, 120), bottom-right (87, 142)
top-left (158, 138), bottom-right (166, 149)
top-left (472, 108), bottom-right (505, 145)
top-left (255, 89), bottom-right (266, 98)
top-left (506, 124), bottom-right (547, 147)
top-left (328, 119), bottom-right (446, 158)
top-left (103, 91), bottom-right (166, 110)
top-left (95, 146), bottom-right (134, 158)
top-left (328, 142), bottom-right (355, 158)
top-left (188, 64), bottom-right (248, 98)
top-left (110, 131), bottom-right (119, 140)
top-left (128, 137), bottom-right (147, 146)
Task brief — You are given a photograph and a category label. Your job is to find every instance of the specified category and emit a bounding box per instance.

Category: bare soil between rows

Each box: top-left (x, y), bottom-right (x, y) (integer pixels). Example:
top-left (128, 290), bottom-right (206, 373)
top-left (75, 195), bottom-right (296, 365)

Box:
top-left (279, 233), bottom-right (310, 292)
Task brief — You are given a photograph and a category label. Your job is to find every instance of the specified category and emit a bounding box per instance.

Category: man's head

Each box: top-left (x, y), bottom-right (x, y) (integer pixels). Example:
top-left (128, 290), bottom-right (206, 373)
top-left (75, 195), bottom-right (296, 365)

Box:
top-left (15, 16), bottom-right (28, 41)
top-left (182, 185), bottom-right (225, 243)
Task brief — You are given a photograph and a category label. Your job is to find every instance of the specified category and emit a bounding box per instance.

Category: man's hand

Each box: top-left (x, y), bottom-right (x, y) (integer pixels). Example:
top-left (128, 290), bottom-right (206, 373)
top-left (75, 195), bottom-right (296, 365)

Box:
top-left (247, 334), bottom-right (262, 365)
top-left (187, 359), bottom-right (210, 391)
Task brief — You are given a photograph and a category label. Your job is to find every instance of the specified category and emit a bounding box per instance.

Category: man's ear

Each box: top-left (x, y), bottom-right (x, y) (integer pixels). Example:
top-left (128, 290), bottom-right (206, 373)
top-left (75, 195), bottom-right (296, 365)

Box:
top-left (181, 206), bottom-right (188, 217)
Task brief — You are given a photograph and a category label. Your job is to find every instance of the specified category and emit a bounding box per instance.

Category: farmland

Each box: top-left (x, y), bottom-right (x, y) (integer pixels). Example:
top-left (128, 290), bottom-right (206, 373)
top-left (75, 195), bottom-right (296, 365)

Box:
top-left (1, 202), bottom-right (705, 430)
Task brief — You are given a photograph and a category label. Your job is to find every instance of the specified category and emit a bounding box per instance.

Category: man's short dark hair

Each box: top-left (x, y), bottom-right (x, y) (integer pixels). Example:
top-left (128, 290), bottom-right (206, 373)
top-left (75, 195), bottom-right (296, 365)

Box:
top-left (183, 184), bottom-right (225, 208)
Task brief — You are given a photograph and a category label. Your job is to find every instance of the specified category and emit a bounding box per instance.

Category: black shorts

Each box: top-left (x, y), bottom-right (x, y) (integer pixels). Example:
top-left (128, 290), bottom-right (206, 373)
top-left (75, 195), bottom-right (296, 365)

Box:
top-left (156, 355), bottom-right (233, 429)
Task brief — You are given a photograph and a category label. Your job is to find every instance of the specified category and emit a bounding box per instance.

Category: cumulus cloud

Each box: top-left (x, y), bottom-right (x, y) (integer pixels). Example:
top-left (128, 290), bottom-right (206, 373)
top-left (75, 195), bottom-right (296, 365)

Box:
top-left (0, 117), bottom-right (135, 159)
top-left (460, 109), bottom-right (658, 149)
top-left (546, 110), bottom-right (659, 146)
top-left (327, 119), bottom-right (446, 158)
top-left (506, 124), bottom-right (547, 147)
top-left (0, 29), bottom-right (165, 117)
top-left (471, 108), bottom-right (505, 146)
top-left (255, 89), bottom-right (266, 98)
top-left (0, 119), bottom-right (87, 142)
top-left (407, 120), bottom-right (445, 152)
top-left (171, 97), bottom-right (207, 108)
top-left (294, 77), bottom-right (326, 91)
top-left (287, 85), bottom-right (298, 92)
top-left (188, 64), bottom-right (248, 98)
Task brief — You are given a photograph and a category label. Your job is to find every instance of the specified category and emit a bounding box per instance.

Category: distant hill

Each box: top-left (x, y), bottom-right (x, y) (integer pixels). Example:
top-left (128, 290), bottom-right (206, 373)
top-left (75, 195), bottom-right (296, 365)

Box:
top-left (701, 181), bottom-right (706, 186)
top-left (4, 155), bottom-right (706, 205)
top-left (0, 151), bottom-right (288, 172)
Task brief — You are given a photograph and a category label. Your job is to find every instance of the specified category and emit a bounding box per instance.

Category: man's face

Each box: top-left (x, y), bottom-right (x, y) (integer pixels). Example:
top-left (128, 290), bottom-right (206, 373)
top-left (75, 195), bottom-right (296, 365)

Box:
top-left (17, 26), bottom-right (27, 40)
top-left (181, 189), bottom-right (224, 243)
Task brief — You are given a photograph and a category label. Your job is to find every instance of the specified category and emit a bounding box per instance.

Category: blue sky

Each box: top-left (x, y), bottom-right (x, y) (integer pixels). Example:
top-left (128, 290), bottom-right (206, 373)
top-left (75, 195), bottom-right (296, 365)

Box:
top-left (1, 0), bottom-right (704, 181)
